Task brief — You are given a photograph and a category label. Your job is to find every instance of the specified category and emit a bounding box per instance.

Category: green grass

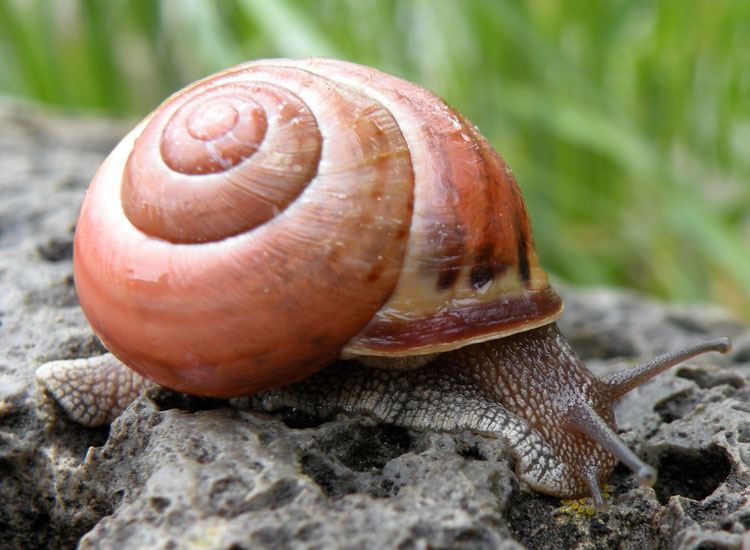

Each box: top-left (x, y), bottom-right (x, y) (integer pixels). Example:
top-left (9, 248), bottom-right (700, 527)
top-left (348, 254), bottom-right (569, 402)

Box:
top-left (1, 0), bottom-right (748, 318)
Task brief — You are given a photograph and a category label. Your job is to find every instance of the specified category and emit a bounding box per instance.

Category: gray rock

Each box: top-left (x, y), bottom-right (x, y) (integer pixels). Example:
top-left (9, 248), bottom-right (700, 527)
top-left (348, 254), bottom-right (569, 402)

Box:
top-left (2, 101), bottom-right (749, 550)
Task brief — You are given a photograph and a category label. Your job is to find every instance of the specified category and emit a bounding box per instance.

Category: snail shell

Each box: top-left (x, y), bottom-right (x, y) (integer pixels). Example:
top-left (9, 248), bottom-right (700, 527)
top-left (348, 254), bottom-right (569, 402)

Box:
top-left (75, 58), bottom-right (562, 396)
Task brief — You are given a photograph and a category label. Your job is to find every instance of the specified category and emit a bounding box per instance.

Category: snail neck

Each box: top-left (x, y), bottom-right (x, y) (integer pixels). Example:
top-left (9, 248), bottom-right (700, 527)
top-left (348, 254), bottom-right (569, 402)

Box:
top-left (467, 324), bottom-right (621, 506)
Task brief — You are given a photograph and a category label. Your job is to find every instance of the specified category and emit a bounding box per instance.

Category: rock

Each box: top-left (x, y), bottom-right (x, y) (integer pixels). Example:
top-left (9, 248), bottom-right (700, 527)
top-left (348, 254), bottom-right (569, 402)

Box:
top-left (1, 101), bottom-right (749, 550)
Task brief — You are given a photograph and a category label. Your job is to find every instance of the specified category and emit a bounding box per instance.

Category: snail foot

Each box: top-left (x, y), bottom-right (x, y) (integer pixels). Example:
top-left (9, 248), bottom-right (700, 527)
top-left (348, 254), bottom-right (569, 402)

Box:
top-left (36, 353), bottom-right (154, 427)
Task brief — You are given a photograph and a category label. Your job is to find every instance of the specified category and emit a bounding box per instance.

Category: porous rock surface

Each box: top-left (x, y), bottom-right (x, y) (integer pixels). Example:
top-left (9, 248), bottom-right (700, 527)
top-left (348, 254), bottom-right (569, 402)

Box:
top-left (1, 101), bottom-right (750, 550)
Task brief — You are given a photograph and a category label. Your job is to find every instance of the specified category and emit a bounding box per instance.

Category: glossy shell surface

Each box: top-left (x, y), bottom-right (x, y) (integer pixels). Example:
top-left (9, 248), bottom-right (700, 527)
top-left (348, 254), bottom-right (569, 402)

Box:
top-left (74, 58), bottom-right (562, 396)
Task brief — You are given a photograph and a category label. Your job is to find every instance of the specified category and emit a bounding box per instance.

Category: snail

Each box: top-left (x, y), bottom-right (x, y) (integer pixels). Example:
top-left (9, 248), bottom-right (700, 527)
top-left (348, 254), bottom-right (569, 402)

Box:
top-left (36, 58), bottom-right (731, 509)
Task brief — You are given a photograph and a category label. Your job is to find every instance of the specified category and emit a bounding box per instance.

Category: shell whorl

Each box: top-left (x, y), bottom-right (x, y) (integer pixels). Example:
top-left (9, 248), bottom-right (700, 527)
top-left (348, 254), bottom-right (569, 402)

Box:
top-left (73, 58), bottom-right (562, 397)
top-left (122, 78), bottom-right (323, 243)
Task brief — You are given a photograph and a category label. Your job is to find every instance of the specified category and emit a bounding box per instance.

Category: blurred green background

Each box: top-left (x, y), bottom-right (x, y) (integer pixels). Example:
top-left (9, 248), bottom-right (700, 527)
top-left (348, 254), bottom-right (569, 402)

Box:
top-left (1, 0), bottom-right (748, 319)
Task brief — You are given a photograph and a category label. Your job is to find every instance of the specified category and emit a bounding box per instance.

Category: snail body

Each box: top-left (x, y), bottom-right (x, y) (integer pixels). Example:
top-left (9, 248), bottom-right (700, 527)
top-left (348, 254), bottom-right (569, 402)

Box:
top-left (37, 58), bottom-right (730, 507)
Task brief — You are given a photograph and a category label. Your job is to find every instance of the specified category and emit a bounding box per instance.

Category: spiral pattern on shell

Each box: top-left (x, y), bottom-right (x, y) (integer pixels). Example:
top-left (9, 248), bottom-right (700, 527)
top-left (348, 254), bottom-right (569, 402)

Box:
top-left (73, 58), bottom-right (562, 396)
top-left (123, 80), bottom-right (321, 243)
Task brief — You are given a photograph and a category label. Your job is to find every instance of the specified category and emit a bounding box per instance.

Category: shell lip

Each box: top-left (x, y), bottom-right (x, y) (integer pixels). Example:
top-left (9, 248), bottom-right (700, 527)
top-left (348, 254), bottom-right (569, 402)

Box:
top-left (342, 287), bottom-right (564, 358)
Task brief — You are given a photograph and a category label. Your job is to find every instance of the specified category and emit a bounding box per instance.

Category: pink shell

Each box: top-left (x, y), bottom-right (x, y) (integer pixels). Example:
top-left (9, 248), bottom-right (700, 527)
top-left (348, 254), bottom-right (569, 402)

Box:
top-left (74, 58), bottom-right (562, 397)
